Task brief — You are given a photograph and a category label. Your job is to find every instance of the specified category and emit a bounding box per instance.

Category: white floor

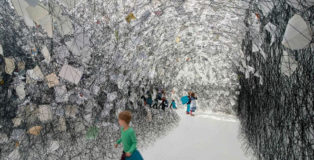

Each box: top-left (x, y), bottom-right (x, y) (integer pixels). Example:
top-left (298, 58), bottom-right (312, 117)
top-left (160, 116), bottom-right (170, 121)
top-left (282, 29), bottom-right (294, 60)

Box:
top-left (142, 109), bottom-right (252, 160)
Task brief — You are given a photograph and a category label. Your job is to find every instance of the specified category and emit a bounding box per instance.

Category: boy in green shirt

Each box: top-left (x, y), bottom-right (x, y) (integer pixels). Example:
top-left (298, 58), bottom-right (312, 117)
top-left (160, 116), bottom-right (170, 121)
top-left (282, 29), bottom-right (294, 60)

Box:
top-left (115, 111), bottom-right (143, 160)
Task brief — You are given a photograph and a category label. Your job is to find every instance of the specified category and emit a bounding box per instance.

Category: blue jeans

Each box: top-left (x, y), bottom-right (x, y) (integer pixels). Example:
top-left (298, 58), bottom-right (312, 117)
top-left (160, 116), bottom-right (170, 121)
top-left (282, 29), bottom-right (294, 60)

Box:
top-left (125, 150), bottom-right (143, 160)
top-left (187, 104), bottom-right (190, 112)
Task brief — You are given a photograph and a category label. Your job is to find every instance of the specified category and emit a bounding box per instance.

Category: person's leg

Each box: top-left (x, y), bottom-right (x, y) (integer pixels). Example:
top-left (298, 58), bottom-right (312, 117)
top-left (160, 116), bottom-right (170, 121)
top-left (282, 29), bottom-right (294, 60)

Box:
top-left (186, 104), bottom-right (190, 114)
top-left (121, 151), bottom-right (126, 160)
top-left (152, 102), bottom-right (157, 109)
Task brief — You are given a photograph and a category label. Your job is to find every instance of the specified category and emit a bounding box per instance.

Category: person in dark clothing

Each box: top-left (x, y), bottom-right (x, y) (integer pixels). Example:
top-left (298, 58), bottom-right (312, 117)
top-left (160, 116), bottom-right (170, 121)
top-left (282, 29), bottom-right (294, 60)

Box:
top-left (141, 95), bottom-right (146, 105)
top-left (152, 89), bottom-right (163, 109)
top-left (146, 95), bottom-right (153, 108)
top-left (158, 97), bottom-right (168, 111)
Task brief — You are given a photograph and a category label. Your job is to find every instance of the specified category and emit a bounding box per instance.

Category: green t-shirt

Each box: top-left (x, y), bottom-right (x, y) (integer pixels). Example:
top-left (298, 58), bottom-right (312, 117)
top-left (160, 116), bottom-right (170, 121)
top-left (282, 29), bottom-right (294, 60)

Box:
top-left (116, 127), bottom-right (137, 154)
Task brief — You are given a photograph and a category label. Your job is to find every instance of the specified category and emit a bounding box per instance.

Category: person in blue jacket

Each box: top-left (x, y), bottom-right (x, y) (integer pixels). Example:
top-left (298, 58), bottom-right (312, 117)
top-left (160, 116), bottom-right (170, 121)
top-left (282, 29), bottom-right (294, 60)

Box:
top-left (169, 99), bottom-right (177, 109)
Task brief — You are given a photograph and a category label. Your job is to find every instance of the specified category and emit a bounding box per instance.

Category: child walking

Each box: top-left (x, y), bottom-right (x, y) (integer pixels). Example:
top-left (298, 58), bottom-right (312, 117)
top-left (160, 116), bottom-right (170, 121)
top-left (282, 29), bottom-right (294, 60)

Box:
top-left (190, 92), bottom-right (197, 116)
top-left (169, 99), bottom-right (177, 109)
top-left (115, 111), bottom-right (144, 160)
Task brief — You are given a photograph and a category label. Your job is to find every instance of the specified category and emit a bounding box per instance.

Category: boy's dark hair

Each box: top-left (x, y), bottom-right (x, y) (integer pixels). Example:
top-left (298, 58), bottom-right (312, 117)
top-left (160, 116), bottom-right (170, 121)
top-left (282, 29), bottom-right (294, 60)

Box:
top-left (119, 111), bottom-right (132, 124)
top-left (191, 92), bottom-right (196, 98)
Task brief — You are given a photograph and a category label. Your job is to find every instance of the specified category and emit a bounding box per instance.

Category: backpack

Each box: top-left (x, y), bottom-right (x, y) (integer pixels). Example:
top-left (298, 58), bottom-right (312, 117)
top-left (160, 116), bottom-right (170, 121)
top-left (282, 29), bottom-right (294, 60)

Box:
top-left (181, 96), bottom-right (189, 104)
top-left (146, 97), bottom-right (153, 105)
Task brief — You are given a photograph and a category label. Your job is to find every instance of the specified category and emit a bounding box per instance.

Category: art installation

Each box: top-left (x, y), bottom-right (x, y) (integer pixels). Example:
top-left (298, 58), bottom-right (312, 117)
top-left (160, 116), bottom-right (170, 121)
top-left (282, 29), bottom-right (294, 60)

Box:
top-left (0, 0), bottom-right (313, 160)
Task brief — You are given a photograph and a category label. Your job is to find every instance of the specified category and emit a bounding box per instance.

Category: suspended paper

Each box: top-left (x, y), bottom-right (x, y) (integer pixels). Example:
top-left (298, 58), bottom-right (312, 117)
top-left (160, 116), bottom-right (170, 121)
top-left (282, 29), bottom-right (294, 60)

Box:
top-left (37, 105), bottom-right (53, 122)
top-left (15, 84), bottom-right (26, 100)
top-left (26, 5), bottom-right (49, 24)
top-left (17, 61), bottom-right (25, 71)
top-left (41, 46), bottom-right (51, 63)
top-left (176, 37), bottom-right (180, 43)
top-left (26, 65), bottom-right (44, 82)
top-left (86, 126), bottom-right (99, 140)
top-left (55, 16), bottom-right (73, 36)
top-left (48, 141), bottom-right (60, 152)
top-left (8, 149), bottom-right (20, 160)
top-left (282, 14), bottom-right (312, 50)
top-left (264, 22), bottom-right (277, 45)
top-left (4, 57), bottom-right (15, 75)
top-left (281, 51), bottom-right (298, 77)
top-left (28, 126), bottom-right (42, 136)
top-left (59, 64), bottom-right (83, 84)
top-left (12, 118), bottom-right (22, 127)
top-left (46, 73), bottom-right (59, 88)
top-left (126, 13), bottom-right (136, 23)
top-left (11, 0), bottom-right (35, 27)
top-left (38, 15), bottom-right (53, 37)
top-left (258, 1), bottom-right (274, 16)
top-left (286, 0), bottom-right (314, 10)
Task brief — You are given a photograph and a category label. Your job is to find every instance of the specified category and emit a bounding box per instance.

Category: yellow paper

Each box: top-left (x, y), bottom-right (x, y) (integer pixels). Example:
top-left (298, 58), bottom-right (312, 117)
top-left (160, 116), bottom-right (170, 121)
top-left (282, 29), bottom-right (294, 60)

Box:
top-left (28, 126), bottom-right (42, 136)
top-left (176, 37), bottom-right (180, 43)
top-left (126, 13), bottom-right (136, 23)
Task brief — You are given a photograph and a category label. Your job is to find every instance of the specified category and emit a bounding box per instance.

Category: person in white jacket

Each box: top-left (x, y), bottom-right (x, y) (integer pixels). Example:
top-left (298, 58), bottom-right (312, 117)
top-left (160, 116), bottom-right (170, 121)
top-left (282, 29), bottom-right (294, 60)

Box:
top-left (190, 92), bottom-right (197, 116)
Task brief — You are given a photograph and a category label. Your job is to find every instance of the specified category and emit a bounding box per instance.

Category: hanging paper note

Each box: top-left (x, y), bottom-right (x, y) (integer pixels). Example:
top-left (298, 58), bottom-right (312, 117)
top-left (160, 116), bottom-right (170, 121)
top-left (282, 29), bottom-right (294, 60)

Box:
top-left (282, 14), bottom-right (312, 50)
top-left (28, 126), bottom-right (42, 136)
top-left (126, 13), bottom-right (136, 23)
top-left (4, 57), bottom-right (15, 75)
top-left (46, 73), bottom-right (59, 88)
top-left (86, 126), bottom-right (99, 140)
top-left (59, 64), bottom-right (83, 85)
top-left (41, 46), bottom-right (51, 64)
top-left (264, 22), bottom-right (277, 45)
top-left (176, 37), bottom-right (180, 43)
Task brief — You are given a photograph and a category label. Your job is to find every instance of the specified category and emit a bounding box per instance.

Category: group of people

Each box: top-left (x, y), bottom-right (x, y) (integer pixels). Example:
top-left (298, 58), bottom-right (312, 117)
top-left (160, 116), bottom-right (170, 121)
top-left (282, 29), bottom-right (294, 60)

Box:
top-left (141, 89), bottom-right (177, 111)
top-left (141, 89), bottom-right (198, 115)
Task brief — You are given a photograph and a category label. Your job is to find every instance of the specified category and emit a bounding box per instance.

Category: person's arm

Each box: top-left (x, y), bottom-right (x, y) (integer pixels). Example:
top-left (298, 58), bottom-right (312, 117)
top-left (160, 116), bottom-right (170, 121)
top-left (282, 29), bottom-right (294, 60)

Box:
top-left (127, 130), bottom-right (137, 154)
top-left (116, 138), bottom-right (122, 144)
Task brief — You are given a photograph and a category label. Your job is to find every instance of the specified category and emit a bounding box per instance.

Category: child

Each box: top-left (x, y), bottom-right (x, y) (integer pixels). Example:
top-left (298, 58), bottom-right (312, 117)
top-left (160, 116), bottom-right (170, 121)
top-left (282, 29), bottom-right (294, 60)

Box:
top-left (190, 92), bottom-right (197, 116)
top-left (115, 111), bottom-right (143, 160)
top-left (186, 91), bottom-right (192, 114)
top-left (158, 97), bottom-right (168, 111)
top-left (169, 99), bottom-right (177, 109)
